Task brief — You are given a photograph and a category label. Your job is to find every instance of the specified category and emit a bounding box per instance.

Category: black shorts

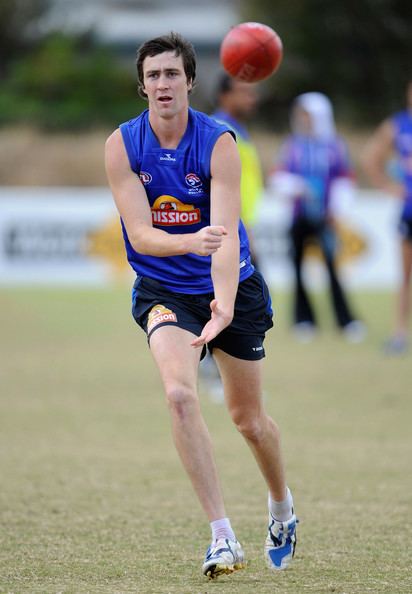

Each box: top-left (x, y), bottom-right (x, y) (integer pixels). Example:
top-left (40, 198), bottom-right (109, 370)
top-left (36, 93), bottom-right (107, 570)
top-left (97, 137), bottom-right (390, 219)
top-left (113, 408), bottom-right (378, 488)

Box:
top-left (131, 270), bottom-right (274, 361)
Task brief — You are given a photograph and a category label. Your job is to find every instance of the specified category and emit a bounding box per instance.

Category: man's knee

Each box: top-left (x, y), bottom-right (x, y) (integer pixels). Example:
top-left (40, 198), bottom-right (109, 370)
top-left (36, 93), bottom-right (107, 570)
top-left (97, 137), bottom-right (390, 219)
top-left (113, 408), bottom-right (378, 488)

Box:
top-left (231, 408), bottom-right (274, 443)
top-left (165, 384), bottom-right (197, 420)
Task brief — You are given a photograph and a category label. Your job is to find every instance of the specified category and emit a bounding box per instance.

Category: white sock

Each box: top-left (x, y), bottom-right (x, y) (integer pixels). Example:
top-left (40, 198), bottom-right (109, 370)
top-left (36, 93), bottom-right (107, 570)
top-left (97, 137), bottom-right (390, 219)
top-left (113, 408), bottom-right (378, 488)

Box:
top-left (269, 487), bottom-right (294, 522)
top-left (210, 517), bottom-right (236, 542)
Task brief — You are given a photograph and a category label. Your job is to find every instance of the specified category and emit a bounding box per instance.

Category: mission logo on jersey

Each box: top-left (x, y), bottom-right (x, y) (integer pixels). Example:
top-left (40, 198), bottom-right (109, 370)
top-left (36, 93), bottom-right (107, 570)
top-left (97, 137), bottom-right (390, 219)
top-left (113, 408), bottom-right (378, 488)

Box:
top-left (151, 195), bottom-right (201, 226)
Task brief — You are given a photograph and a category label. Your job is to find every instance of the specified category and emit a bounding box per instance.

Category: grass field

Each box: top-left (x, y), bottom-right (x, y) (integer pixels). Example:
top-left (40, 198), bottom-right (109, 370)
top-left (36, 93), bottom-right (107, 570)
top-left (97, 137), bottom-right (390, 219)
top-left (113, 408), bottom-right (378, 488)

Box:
top-left (0, 287), bottom-right (411, 594)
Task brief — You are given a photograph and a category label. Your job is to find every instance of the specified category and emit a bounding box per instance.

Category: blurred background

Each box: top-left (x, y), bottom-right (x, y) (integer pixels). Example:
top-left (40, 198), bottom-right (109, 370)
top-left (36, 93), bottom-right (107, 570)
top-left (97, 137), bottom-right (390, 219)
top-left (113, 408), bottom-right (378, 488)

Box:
top-left (0, 0), bottom-right (411, 289)
top-left (1, 4), bottom-right (412, 592)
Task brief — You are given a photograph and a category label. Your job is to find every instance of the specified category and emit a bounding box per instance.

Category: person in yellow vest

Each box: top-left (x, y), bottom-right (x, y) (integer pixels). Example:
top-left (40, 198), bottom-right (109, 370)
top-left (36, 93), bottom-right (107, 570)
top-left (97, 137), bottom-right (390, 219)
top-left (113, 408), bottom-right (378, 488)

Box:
top-left (212, 73), bottom-right (263, 268)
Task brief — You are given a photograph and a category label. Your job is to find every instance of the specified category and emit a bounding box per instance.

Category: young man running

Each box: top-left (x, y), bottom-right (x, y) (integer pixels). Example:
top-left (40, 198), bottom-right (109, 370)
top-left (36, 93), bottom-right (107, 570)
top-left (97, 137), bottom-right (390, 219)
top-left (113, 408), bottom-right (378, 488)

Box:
top-left (105, 32), bottom-right (297, 579)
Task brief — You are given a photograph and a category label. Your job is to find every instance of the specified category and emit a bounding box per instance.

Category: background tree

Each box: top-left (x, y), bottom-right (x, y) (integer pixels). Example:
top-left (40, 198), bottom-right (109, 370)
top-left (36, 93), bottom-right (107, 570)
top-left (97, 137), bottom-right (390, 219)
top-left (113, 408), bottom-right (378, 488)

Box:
top-left (242, 0), bottom-right (412, 126)
top-left (0, 0), bottom-right (50, 78)
top-left (0, 33), bottom-right (144, 129)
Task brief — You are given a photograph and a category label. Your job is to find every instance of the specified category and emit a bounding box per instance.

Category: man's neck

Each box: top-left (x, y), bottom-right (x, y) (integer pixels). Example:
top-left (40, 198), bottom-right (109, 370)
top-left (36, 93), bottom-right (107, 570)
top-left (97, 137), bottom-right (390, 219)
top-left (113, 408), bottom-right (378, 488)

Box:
top-left (149, 110), bottom-right (189, 149)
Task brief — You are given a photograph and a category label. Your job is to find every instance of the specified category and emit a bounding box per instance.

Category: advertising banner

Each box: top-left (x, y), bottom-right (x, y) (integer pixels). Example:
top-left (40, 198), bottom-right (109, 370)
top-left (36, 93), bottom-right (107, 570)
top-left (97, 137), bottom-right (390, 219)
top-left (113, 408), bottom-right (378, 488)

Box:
top-left (0, 187), bottom-right (401, 289)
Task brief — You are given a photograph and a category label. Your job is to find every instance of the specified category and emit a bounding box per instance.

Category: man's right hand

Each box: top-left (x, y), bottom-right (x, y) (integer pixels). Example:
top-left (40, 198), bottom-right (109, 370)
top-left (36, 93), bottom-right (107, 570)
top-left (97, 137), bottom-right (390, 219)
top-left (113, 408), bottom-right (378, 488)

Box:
top-left (188, 225), bottom-right (227, 256)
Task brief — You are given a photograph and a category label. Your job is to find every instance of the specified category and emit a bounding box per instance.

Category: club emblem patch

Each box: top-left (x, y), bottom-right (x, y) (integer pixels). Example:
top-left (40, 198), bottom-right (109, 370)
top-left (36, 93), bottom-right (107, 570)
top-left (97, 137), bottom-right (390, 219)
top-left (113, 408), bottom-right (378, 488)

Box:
top-left (185, 173), bottom-right (202, 188)
top-left (147, 304), bottom-right (177, 334)
top-left (139, 171), bottom-right (152, 185)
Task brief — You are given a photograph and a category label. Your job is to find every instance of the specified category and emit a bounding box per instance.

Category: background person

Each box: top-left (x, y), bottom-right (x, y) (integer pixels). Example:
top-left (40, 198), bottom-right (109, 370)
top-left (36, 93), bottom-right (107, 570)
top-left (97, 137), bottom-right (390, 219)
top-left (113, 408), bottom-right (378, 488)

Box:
top-left (212, 73), bottom-right (264, 268)
top-left (105, 32), bottom-right (297, 579)
top-left (269, 92), bottom-right (365, 342)
top-left (361, 79), bottom-right (412, 355)
top-left (201, 74), bottom-right (265, 401)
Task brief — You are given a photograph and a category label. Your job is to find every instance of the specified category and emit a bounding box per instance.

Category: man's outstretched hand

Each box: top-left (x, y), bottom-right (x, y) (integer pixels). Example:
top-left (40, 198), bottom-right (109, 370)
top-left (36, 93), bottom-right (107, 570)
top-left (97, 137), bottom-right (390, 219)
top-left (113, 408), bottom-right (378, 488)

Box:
top-left (191, 299), bottom-right (233, 348)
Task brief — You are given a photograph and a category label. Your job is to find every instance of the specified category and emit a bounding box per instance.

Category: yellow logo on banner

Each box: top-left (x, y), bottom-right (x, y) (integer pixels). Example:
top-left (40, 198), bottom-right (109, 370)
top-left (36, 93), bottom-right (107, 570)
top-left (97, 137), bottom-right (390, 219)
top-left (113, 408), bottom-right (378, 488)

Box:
top-left (304, 222), bottom-right (367, 265)
top-left (87, 217), bottom-right (129, 276)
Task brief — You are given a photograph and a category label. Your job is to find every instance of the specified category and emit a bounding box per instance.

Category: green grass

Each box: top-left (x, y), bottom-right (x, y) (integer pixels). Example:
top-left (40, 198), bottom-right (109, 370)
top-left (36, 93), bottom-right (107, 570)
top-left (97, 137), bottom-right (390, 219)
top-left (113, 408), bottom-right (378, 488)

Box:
top-left (0, 287), bottom-right (411, 594)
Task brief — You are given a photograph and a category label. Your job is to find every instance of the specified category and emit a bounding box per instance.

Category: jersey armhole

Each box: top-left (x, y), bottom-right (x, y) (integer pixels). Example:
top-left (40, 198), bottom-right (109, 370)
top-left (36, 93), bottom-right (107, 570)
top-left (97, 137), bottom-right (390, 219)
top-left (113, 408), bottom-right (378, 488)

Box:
top-left (201, 128), bottom-right (236, 179)
top-left (119, 123), bottom-right (141, 174)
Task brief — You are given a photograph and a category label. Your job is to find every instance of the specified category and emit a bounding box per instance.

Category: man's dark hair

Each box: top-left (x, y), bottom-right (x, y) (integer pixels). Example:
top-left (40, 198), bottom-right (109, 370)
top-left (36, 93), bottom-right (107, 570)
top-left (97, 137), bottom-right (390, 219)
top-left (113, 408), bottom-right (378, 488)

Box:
top-left (136, 32), bottom-right (196, 98)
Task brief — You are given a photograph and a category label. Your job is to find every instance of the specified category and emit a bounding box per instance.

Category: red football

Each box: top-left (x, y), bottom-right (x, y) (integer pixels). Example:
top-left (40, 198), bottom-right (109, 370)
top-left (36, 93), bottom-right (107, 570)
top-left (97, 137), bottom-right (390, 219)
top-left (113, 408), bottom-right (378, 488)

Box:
top-left (220, 22), bottom-right (283, 83)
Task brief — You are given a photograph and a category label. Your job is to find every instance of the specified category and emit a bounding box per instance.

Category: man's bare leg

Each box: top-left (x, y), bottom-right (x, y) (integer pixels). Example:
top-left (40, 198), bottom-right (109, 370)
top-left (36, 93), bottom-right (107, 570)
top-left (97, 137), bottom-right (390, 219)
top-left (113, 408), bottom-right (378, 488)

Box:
top-left (149, 326), bottom-right (226, 521)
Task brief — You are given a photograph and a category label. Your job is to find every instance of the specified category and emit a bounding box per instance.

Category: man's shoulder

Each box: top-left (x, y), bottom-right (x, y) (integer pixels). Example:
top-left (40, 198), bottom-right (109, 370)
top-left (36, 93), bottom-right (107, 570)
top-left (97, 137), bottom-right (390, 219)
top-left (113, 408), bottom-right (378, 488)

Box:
top-left (190, 108), bottom-right (230, 132)
top-left (120, 109), bottom-right (149, 130)
top-left (190, 109), bottom-right (236, 151)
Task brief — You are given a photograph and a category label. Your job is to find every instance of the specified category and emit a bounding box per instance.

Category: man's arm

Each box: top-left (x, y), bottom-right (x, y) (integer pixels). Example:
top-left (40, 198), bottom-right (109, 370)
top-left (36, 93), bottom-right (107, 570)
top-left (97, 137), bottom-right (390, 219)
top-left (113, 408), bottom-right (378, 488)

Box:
top-left (105, 129), bottom-right (227, 256)
top-left (191, 132), bottom-right (241, 347)
top-left (361, 119), bottom-right (404, 198)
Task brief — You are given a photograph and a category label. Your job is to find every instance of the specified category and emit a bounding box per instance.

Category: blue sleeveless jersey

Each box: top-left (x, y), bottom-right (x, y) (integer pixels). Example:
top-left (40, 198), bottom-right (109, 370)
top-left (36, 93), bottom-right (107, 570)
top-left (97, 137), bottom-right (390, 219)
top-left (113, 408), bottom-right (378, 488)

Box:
top-left (119, 108), bottom-right (254, 293)
top-left (392, 110), bottom-right (412, 219)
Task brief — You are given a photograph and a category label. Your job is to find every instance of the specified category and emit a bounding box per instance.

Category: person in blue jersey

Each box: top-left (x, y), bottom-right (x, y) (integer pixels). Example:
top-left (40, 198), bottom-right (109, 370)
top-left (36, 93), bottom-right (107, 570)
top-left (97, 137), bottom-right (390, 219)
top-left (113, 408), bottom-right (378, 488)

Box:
top-left (269, 92), bottom-right (365, 343)
top-left (104, 33), bottom-right (297, 579)
top-left (362, 78), bottom-right (412, 355)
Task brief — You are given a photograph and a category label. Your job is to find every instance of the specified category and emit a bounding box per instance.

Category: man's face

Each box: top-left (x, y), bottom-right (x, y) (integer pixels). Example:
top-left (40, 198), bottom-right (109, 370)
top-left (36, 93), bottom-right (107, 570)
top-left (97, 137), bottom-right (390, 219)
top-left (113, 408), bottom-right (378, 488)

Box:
top-left (292, 106), bottom-right (313, 135)
top-left (225, 80), bottom-right (259, 119)
top-left (142, 51), bottom-right (192, 119)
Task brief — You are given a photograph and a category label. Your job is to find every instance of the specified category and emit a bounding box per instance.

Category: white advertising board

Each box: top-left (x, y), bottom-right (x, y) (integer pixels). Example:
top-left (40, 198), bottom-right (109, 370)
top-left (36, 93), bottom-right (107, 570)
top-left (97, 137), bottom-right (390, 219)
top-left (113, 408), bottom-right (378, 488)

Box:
top-left (0, 187), bottom-right (133, 286)
top-left (0, 187), bottom-right (402, 289)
